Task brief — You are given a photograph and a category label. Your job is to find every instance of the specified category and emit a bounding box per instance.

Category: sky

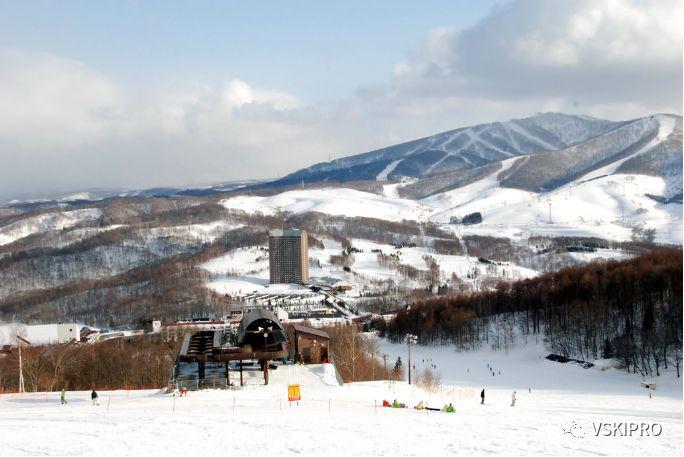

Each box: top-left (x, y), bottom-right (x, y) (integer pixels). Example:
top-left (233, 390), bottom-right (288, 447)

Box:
top-left (0, 0), bottom-right (681, 201)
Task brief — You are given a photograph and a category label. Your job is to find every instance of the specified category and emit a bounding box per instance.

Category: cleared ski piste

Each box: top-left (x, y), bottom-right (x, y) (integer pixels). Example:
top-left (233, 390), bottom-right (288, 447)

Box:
top-left (1, 340), bottom-right (681, 456)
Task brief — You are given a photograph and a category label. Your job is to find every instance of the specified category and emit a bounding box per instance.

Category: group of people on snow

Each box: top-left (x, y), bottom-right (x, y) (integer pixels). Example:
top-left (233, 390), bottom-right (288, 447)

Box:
top-left (382, 385), bottom-right (520, 414)
top-left (480, 388), bottom-right (518, 406)
top-left (58, 388), bottom-right (99, 405)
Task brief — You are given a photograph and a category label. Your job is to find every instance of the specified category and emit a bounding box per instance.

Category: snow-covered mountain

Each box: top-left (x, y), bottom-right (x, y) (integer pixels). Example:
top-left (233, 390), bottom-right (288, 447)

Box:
top-left (274, 113), bottom-right (682, 200)
top-left (3, 179), bottom-right (260, 210)
top-left (276, 113), bottom-right (624, 184)
top-left (500, 114), bottom-right (682, 195)
top-left (0, 111), bottom-right (680, 329)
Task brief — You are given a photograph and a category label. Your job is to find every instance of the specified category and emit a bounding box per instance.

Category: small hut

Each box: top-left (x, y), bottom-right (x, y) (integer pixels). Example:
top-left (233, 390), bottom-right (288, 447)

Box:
top-left (287, 324), bottom-right (330, 364)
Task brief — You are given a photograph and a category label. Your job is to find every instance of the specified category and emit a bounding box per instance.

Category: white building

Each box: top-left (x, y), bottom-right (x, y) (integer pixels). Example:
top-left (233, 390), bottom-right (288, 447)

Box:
top-left (0, 323), bottom-right (83, 346)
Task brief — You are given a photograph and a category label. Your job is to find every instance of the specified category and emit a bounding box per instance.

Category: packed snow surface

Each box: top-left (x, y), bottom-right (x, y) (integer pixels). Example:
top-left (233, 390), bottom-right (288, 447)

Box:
top-left (221, 188), bottom-right (434, 222)
top-left (1, 341), bottom-right (681, 456)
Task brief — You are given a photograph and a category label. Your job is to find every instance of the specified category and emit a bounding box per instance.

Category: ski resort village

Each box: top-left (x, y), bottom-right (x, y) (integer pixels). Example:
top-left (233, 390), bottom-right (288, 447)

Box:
top-left (1, 1), bottom-right (683, 456)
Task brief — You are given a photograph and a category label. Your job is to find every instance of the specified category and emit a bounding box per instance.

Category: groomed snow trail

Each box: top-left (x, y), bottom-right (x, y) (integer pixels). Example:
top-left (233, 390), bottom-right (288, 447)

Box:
top-left (1, 356), bottom-right (681, 456)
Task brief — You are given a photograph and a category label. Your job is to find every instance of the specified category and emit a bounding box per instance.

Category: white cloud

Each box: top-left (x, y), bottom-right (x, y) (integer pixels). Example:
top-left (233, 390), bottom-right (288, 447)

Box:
top-left (0, 0), bottom-right (681, 201)
top-left (0, 49), bottom-right (122, 148)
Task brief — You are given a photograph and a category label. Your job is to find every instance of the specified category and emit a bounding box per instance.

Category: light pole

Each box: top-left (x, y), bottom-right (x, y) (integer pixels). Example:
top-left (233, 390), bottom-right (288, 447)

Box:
top-left (406, 334), bottom-right (417, 385)
top-left (16, 334), bottom-right (27, 394)
top-left (263, 331), bottom-right (269, 385)
top-left (18, 342), bottom-right (24, 394)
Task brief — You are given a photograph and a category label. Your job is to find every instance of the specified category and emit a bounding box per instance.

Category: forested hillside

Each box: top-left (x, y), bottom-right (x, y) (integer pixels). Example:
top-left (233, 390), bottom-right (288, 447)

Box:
top-left (387, 248), bottom-right (683, 378)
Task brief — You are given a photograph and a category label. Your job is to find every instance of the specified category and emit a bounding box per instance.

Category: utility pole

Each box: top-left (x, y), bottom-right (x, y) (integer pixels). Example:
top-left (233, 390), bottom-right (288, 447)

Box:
top-left (406, 334), bottom-right (417, 385)
top-left (382, 353), bottom-right (388, 379)
top-left (548, 202), bottom-right (553, 224)
top-left (18, 343), bottom-right (25, 394)
top-left (16, 335), bottom-right (29, 394)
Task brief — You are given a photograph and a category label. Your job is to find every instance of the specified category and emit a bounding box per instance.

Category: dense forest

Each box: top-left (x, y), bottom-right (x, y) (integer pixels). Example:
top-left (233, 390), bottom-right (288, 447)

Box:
top-left (386, 248), bottom-right (683, 378)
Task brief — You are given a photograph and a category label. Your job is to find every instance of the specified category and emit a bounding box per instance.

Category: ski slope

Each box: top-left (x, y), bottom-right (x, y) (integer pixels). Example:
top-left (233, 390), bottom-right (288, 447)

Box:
top-left (219, 165), bottom-right (682, 245)
top-left (220, 188), bottom-right (435, 222)
top-left (0, 345), bottom-right (681, 456)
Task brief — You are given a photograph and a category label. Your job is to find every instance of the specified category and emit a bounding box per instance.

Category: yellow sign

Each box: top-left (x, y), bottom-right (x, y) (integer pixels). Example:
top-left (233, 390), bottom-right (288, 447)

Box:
top-left (288, 384), bottom-right (301, 401)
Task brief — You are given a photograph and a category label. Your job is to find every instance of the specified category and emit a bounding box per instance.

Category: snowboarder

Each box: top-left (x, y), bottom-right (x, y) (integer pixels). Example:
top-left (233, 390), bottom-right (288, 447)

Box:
top-left (511, 391), bottom-right (517, 406)
top-left (60, 388), bottom-right (67, 405)
top-left (480, 389), bottom-right (485, 404)
top-left (91, 390), bottom-right (99, 406)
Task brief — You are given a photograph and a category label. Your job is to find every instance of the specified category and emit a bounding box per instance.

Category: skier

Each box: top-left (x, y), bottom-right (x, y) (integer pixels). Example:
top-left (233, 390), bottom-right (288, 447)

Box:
top-left (480, 388), bottom-right (485, 404)
top-left (60, 388), bottom-right (67, 405)
top-left (511, 391), bottom-right (517, 406)
top-left (91, 389), bottom-right (99, 406)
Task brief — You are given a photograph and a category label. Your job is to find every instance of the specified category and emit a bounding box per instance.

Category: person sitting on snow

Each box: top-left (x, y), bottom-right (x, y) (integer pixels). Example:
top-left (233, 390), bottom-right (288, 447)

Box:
top-left (392, 399), bottom-right (400, 408)
top-left (415, 400), bottom-right (425, 410)
top-left (382, 399), bottom-right (390, 407)
top-left (446, 403), bottom-right (455, 413)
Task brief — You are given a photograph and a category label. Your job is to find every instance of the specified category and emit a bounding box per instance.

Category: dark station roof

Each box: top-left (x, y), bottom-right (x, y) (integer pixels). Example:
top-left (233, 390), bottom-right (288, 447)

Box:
top-left (236, 308), bottom-right (286, 345)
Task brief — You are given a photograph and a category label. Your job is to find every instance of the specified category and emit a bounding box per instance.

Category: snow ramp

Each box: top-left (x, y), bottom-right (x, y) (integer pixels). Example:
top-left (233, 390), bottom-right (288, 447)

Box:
top-left (268, 363), bottom-right (343, 388)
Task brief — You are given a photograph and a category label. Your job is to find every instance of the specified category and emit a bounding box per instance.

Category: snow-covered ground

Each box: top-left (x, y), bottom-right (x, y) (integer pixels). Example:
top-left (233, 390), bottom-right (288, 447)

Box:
top-left (218, 168), bottom-right (681, 246)
top-left (0, 208), bottom-right (102, 246)
top-left (1, 342), bottom-right (681, 456)
top-left (145, 221), bottom-right (244, 243)
top-left (220, 188), bottom-right (435, 222)
top-left (430, 172), bottom-right (681, 245)
top-left (201, 236), bottom-right (538, 297)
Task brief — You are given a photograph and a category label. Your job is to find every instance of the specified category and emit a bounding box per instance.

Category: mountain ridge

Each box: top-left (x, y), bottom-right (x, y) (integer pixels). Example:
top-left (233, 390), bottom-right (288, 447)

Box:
top-left (270, 112), bottom-right (682, 200)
